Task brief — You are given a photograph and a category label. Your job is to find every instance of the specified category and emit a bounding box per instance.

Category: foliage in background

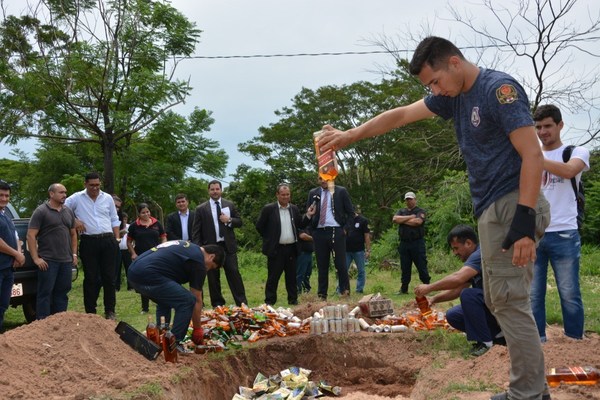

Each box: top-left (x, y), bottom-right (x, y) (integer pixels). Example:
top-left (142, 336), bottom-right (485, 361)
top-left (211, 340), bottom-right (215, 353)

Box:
top-left (0, 0), bottom-right (218, 194)
top-left (239, 62), bottom-right (464, 240)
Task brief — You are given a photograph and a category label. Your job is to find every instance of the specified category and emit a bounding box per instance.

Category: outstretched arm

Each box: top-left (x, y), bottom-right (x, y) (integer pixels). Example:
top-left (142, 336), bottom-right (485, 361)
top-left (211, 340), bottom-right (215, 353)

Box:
top-left (318, 99), bottom-right (435, 151)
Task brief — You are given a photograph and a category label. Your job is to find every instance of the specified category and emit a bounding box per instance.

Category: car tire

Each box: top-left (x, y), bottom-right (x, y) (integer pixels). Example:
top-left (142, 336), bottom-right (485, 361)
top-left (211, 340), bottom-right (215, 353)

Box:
top-left (22, 297), bottom-right (37, 322)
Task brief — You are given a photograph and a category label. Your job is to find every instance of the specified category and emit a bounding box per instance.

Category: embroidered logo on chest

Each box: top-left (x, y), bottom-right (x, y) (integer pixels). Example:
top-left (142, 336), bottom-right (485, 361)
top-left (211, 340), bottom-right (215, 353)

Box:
top-left (471, 106), bottom-right (481, 127)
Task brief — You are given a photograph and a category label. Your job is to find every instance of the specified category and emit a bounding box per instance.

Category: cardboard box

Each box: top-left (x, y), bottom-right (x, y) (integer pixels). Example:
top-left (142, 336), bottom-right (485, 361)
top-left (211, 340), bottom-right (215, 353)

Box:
top-left (358, 293), bottom-right (394, 318)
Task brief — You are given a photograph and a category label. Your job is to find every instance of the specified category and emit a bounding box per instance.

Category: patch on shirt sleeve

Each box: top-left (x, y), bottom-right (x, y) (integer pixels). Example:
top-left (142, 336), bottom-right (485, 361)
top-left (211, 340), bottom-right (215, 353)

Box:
top-left (496, 84), bottom-right (518, 104)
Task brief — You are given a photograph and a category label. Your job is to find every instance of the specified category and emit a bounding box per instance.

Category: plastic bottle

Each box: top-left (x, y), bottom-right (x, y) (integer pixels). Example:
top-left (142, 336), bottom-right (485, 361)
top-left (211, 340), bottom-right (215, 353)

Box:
top-left (546, 366), bottom-right (599, 387)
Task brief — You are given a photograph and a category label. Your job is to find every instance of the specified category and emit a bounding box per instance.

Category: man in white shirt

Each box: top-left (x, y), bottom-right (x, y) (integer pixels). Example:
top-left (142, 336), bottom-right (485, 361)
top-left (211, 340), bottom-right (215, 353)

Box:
top-left (531, 104), bottom-right (590, 342)
top-left (65, 172), bottom-right (121, 320)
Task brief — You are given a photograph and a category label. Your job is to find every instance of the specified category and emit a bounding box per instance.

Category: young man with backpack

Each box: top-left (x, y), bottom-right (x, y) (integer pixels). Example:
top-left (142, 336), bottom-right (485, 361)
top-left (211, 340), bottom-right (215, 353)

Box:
top-left (531, 104), bottom-right (590, 342)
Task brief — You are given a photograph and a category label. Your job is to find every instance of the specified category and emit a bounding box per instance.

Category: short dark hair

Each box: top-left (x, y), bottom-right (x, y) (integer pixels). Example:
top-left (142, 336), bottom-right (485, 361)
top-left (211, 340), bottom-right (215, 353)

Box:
top-left (137, 202), bottom-right (150, 213)
top-left (276, 183), bottom-right (290, 193)
top-left (202, 244), bottom-right (225, 268)
top-left (409, 36), bottom-right (465, 75)
top-left (533, 104), bottom-right (562, 124)
top-left (0, 179), bottom-right (11, 192)
top-left (175, 193), bottom-right (188, 201)
top-left (447, 224), bottom-right (478, 246)
top-left (85, 172), bottom-right (101, 182)
top-left (208, 180), bottom-right (222, 189)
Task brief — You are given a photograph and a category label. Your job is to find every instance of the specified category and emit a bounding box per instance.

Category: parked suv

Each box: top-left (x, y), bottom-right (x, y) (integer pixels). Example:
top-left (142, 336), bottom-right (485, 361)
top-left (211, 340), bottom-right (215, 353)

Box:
top-left (8, 206), bottom-right (78, 322)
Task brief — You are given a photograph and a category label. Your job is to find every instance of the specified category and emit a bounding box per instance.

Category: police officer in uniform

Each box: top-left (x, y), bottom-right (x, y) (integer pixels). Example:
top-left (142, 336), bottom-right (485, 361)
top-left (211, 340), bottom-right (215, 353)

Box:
top-left (393, 191), bottom-right (430, 294)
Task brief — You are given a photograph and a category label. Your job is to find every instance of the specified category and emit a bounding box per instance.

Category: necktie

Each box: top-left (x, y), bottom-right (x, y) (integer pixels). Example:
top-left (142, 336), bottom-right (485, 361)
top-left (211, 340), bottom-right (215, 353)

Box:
top-left (215, 201), bottom-right (223, 237)
top-left (319, 190), bottom-right (328, 226)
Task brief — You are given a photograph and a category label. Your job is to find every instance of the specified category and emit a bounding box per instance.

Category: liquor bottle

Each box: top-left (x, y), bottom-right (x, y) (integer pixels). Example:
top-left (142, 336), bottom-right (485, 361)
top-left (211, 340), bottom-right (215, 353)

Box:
top-left (145, 315), bottom-right (160, 346)
top-left (158, 315), bottom-right (167, 344)
top-left (313, 130), bottom-right (338, 193)
top-left (546, 366), bottom-right (599, 387)
top-left (162, 325), bottom-right (178, 363)
top-left (415, 295), bottom-right (432, 316)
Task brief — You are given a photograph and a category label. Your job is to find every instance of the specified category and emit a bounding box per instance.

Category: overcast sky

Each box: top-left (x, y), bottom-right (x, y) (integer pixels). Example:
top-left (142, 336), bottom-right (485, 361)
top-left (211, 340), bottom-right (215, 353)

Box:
top-left (3, 0), bottom-right (598, 182)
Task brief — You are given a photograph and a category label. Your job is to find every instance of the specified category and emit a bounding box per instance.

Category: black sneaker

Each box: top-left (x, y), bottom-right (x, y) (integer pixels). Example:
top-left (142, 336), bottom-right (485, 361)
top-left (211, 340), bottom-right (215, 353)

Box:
top-left (492, 336), bottom-right (507, 346)
top-left (104, 311), bottom-right (116, 320)
top-left (470, 342), bottom-right (490, 357)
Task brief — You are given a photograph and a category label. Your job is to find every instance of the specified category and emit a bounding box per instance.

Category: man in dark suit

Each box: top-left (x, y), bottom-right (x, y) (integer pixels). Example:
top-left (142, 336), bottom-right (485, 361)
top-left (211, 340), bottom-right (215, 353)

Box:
top-left (306, 177), bottom-right (355, 300)
top-left (256, 184), bottom-right (314, 305)
top-left (165, 193), bottom-right (195, 241)
top-left (191, 180), bottom-right (247, 307)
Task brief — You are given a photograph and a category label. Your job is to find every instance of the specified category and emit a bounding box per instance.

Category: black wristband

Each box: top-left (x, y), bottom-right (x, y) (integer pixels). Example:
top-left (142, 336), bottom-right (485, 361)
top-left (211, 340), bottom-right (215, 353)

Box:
top-left (501, 204), bottom-right (536, 250)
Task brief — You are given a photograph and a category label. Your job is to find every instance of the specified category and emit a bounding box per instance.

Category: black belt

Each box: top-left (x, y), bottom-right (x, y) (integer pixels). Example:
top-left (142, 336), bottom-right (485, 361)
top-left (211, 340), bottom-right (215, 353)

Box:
top-left (278, 243), bottom-right (296, 246)
top-left (81, 233), bottom-right (115, 239)
top-left (316, 226), bottom-right (341, 230)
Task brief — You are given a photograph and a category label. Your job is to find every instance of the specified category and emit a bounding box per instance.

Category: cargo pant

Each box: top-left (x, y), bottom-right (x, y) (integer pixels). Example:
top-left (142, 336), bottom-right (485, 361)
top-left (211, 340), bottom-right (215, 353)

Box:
top-left (478, 190), bottom-right (550, 400)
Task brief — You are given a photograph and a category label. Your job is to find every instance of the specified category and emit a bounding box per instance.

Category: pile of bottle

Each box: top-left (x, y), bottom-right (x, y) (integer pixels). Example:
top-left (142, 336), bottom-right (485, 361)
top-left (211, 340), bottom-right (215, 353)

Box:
top-left (369, 296), bottom-right (450, 332)
top-left (182, 303), bottom-right (310, 353)
top-left (232, 366), bottom-right (341, 399)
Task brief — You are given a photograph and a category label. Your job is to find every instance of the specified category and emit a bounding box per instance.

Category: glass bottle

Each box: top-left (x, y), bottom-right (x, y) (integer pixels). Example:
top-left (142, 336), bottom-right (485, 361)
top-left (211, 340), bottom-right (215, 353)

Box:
top-left (145, 315), bottom-right (160, 346)
top-left (313, 130), bottom-right (338, 193)
top-left (158, 316), bottom-right (168, 344)
top-left (162, 324), bottom-right (178, 363)
top-left (415, 295), bottom-right (432, 316)
top-left (546, 366), bottom-right (599, 387)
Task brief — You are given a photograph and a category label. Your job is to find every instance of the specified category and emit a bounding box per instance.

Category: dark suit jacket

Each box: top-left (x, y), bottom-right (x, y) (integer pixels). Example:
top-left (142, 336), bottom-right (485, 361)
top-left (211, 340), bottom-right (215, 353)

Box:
top-left (255, 202), bottom-right (310, 257)
top-left (165, 210), bottom-right (196, 241)
top-left (191, 199), bottom-right (241, 254)
top-left (306, 185), bottom-right (354, 231)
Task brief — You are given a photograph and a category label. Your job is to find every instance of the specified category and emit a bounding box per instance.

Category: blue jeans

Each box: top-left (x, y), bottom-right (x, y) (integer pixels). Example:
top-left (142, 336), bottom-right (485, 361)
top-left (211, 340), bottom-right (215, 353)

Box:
top-left (296, 252), bottom-right (313, 293)
top-left (36, 261), bottom-right (72, 319)
top-left (346, 251), bottom-right (366, 292)
top-left (130, 278), bottom-right (195, 342)
top-left (445, 287), bottom-right (501, 343)
top-left (531, 230), bottom-right (584, 340)
top-left (0, 268), bottom-right (14, 331)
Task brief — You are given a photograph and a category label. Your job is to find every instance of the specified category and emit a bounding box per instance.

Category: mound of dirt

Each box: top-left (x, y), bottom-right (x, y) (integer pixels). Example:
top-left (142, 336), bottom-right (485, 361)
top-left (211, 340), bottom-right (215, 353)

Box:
top-left (0, 308), bottom-right (598, 400)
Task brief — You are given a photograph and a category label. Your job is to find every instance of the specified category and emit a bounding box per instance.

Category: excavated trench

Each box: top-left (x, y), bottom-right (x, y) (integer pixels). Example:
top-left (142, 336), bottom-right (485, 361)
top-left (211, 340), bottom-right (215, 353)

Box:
top-left (161, 333), bottom-right (430, 400)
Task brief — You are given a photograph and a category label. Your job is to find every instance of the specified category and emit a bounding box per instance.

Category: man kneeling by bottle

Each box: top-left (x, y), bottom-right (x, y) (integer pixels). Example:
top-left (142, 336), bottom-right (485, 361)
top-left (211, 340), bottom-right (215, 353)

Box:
top-left (128, 240), bottom-right (225, 353)
top-left (414, 225), bottom-right (504, 357)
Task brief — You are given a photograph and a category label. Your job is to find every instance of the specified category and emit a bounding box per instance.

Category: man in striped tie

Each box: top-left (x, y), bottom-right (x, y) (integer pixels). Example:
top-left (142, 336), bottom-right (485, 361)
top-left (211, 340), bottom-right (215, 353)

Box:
top-left (306, 177), bottom-right (355, 301)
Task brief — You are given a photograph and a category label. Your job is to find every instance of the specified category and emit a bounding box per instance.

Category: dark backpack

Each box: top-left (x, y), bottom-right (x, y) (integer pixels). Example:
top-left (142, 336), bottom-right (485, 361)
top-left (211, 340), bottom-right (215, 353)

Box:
top-left (562, 145), bottom-right (585, 231)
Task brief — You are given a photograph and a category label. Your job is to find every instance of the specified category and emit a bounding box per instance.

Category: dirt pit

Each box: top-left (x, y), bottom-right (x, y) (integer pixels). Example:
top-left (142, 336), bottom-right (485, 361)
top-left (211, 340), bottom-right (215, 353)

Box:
top-left (0, 306), bottom-right (599, 400)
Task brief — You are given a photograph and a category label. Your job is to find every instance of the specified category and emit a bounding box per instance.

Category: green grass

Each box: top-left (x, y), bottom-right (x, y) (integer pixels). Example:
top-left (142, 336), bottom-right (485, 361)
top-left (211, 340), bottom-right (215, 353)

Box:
top-left (4, 247), bottom-right (600, 335)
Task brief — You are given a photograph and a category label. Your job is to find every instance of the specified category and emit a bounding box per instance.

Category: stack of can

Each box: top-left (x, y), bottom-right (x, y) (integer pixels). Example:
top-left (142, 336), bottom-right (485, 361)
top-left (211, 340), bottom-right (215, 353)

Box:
top-left (309, 304), bottom-right (360, 334)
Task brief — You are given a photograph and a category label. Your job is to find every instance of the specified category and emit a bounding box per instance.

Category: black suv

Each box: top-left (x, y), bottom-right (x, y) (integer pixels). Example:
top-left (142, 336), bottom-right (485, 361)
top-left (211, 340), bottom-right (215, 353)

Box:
top-left (9, 214), bottom-right (78, 322)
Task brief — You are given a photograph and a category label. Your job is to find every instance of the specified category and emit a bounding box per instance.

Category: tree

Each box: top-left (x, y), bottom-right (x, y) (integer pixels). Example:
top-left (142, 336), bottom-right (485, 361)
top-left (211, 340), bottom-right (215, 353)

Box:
top-left (0, 0), bottom-right (202, 193)
top-left (377, 0), bottom-right (600, 145)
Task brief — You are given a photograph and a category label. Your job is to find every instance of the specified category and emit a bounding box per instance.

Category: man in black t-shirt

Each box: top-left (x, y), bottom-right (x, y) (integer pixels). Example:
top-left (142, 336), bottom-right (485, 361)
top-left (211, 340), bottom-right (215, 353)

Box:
top-left (345, 207), bottom-right (371, 293)
top-left (127, 241), bottom-right (224, 347)
top-left (393, 192), bottom-right (431, 294)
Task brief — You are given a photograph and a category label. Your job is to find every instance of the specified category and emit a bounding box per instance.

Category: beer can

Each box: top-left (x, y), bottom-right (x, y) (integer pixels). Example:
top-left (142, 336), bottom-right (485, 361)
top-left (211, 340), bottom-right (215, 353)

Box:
top-left (321, 318), bottom-right (329, 334)
top-left (391, 324), bottom-right (408, 333)
top-left (358, 318), bottom-right (370, 330)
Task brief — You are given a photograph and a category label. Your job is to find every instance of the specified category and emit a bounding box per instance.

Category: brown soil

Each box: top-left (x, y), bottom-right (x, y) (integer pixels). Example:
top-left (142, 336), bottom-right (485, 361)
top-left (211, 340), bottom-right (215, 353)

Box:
top-left (1, 305), bottom-right (598, 400)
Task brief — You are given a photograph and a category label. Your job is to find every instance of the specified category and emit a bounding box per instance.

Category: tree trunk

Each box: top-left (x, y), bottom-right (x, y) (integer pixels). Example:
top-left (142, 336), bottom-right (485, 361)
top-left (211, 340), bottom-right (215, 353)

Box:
top-left (103, 140), bottom-right (115, 195)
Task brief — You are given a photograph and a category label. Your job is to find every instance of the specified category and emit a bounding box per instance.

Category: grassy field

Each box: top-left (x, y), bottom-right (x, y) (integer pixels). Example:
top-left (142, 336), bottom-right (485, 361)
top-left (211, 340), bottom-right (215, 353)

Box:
top-left (4, 247), bottom-right (600, 336)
